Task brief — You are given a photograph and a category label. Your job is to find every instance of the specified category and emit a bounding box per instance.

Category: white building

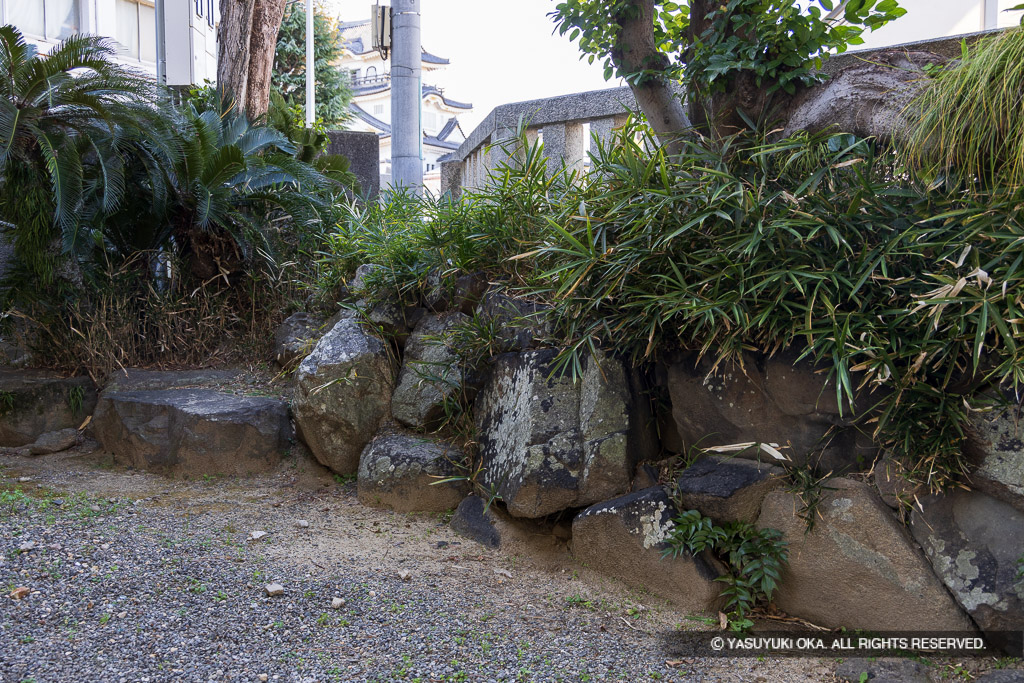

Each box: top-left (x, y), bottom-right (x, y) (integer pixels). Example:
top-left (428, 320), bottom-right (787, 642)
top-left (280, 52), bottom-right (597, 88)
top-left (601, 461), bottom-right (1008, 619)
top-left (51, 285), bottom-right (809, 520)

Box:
top-left (855, 0), bottom-right (1023, 50)
top-left (0, 0), bottom-right (217, 85)
top-left (338, 19), bottom-right (472, 194)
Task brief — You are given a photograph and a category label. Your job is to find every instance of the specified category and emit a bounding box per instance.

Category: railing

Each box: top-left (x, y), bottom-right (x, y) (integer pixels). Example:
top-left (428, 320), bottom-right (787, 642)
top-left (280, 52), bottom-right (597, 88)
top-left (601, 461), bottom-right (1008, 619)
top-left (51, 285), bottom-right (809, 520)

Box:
top-left (352, 73), bottom-right (391, 88)
top-left (439, 86), bottom-right (638, 198)
top-left (439, 30), bottom-right (996, 199)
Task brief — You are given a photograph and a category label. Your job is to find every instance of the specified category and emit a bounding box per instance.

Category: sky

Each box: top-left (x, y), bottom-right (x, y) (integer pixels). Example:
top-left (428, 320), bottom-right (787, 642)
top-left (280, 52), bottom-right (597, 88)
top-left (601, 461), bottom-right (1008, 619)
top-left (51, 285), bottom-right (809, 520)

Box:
top-left (320, 0), bottom-right (623, 131)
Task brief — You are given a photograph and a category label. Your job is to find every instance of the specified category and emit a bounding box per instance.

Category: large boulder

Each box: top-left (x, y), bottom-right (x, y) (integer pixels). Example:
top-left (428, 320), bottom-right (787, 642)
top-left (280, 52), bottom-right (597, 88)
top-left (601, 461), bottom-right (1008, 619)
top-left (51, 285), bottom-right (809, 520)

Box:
top-left (357, 432), bottom-right (469, 512)
top-left (474, 348), bottom-right (653, 518)
top-left (293, 318), bottom-right (394, 475)
top-left (757, 478), bottom-right (974, 632)
top-left (572, 487), bottom-right (723, 612)
top-left (273, 312), bottom-right (324, 368)
top-left (911, 489), bottom-right (1024, 655)
top-left (665, 351), bottom-right (877, 472)
top-left (391, 312), bottom-right (468, 430)
top-left (0, 370), bottom-right (96, 447)
top-left (92, 389), bottom-right (291, 476)
top-left (673, 455), bottom-right (783, 523)
top-left (968, 408), bottom-right (1024, 512)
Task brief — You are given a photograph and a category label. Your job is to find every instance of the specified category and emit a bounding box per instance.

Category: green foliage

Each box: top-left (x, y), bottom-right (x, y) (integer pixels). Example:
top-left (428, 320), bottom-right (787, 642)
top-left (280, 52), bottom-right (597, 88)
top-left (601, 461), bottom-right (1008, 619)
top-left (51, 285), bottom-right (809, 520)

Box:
top-left (320, 120), bottom-right (1024, 493)
top-left (904, 27), bottom-right (1024, 193)
top-left (266, 90), bottom-right (360, 193)
top-left (0, 25), bottom-right (169, 281)
top-left (0, 390), bottom-right (13, 416)
top-left (273, 6), bottom-right (353, 127)
top-left (551, 1), bottom-right (905, 95)
top-left (67, 385), bottom-right (85, 415)
top-left (662, 509), bottom-right (788, 630)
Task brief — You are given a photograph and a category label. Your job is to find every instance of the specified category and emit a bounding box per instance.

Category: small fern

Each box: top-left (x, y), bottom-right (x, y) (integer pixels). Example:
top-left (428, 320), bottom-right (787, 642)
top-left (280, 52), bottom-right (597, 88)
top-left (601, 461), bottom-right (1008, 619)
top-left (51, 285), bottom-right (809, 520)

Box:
top-left (662, 509), bottom-right (788, 632)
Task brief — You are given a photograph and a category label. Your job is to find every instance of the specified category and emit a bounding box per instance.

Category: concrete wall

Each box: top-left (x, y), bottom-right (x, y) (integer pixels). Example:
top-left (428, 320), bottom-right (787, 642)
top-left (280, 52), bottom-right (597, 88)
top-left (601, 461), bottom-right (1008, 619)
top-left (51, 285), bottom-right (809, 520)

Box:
top-left (325, 131), bottom-right (381, 200)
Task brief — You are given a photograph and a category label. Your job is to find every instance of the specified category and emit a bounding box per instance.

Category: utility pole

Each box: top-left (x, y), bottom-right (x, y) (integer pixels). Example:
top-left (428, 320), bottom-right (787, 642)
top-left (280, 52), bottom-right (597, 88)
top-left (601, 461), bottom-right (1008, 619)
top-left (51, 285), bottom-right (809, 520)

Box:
top-left (390, 0), bottom-right (423, 192)
top-left (305, 0), bottom-right (315, 127)
top-left (154, 0), bottom-right (166, 84)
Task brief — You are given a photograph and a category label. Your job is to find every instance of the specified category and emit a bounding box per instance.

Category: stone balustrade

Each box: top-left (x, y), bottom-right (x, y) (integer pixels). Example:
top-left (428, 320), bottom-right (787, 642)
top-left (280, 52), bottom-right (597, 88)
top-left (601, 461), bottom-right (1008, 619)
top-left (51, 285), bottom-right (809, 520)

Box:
top-left (439, 29), bottom-right (999, 199)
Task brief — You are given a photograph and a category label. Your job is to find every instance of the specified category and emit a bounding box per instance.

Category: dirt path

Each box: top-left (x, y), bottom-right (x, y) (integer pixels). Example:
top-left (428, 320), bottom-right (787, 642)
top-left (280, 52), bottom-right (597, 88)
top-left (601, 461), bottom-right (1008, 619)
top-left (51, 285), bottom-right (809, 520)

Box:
top-left (1, 441), bottom-right (1012, 682)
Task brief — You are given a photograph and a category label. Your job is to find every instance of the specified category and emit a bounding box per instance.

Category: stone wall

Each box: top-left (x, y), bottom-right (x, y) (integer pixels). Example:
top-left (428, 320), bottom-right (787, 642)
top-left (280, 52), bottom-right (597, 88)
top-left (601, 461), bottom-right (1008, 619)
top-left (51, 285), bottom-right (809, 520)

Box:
top-left (325, 130), bottom-right (380, 199)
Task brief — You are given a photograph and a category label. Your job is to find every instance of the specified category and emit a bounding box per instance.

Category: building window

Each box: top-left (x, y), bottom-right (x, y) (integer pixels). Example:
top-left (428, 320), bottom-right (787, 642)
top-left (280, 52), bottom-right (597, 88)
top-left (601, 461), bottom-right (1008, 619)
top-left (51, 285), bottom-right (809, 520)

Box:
top-left (115, 0), bottom-right (157, 63)
top-left (7, 0), bottom-right (80, 40)
top-left (372, 103), bottom-right (385, 116)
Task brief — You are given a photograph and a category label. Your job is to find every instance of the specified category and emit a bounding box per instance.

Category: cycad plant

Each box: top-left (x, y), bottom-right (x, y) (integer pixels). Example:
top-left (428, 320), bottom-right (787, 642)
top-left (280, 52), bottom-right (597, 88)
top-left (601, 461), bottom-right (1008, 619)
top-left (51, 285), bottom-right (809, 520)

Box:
top-left (0, 25), bottom-right (168, 283)
top-left (154, 98), bottom-right (333, 280)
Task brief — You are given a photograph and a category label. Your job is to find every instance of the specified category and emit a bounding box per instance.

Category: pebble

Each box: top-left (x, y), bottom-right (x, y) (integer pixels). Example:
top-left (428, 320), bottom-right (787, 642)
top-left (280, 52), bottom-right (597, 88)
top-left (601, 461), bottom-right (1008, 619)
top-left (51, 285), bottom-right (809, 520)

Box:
top-left (259, 676), bottom-right (268, 682)
top-left (264, 583), bottom-right (284, 597)
top-left (19, 541), bottom-right (36, 552)
top-left (398, 570), bottom-right (412, 582)
top-left (296, 520), bottom-right (309, 528)
top-left (250, 531), bottom-right (267, 541)
top-left (331, 597), bottom-right (344, 610)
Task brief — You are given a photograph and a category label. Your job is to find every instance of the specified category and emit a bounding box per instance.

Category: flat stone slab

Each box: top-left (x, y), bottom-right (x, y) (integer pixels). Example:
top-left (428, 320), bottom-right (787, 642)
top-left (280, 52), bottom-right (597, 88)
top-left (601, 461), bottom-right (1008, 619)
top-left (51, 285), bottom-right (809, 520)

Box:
top-left (93, 389), bottom-right (292, 476)
top-left (674, 455), bottom-right (782, 523)
top-left (103, 369), bottom-right (241, 392)
top-left (0, 370), bottom-right (96, 447)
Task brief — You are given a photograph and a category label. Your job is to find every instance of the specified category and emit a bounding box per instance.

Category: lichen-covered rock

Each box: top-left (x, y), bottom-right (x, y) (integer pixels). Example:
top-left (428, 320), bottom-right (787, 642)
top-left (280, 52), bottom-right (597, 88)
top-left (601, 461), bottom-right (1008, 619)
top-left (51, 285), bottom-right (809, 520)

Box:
top-left (425, 270), bottom-right (488, 314)
top-left (392, 312), bottom-right (468, 430)
top-left (475, 290), bottom-right (551, 352)
top-left (93, 389), bottom-right (291, 476)
top-left (666, 351), bottom-right (877, 471)
top-left (293, 318), bottom-right (394, 475)
top-left (273, 312), bottom-right (324, 368)
top-left (572, 487), bottom-right (723, 612)
top-left (0, 370), bottom-right (96, 447)
top-left (474, 349), bottom-right (652, 518)
top-left (357, 432), bottom-right (468, 512)
top-left (969, 408), bottom-right (1024, 512)
top-left (349, 263), bottom-right (384, 297)
top-left (757, 478), bottom-right (973, 633)
top-left (911, 489), bottom-right (1024, 655)
top-left (673, 455), bottom-right (782, 523)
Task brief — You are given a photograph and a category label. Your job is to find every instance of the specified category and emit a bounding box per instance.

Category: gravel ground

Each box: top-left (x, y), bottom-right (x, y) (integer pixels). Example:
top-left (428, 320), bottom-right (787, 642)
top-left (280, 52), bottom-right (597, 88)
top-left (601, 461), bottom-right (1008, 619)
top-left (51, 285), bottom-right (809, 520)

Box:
top-left (1, 445), bottom-right (1018, 683)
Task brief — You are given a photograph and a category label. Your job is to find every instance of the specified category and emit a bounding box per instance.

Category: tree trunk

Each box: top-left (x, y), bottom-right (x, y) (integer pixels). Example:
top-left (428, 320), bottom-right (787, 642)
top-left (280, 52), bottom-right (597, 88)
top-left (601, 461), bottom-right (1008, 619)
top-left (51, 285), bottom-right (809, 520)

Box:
top-left (217, 0), bottom-right (255, 108)
top-left (781, 50), bottom-right (943, 145)
top-left (245, 0), bottom-right (288, 121)
top-left (612, 0), bottom-right (944, 144)
top-left (611, 0), bottom-right (691, 152)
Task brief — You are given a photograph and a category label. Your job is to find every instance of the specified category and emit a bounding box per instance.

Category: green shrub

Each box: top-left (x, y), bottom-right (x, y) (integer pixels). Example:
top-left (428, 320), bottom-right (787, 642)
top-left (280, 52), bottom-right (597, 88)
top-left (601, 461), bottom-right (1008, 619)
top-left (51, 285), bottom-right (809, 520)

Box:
top-left (662, 509), bottom-right (788, 631)
top-left (320, 120), bottom-right (1024, 492)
